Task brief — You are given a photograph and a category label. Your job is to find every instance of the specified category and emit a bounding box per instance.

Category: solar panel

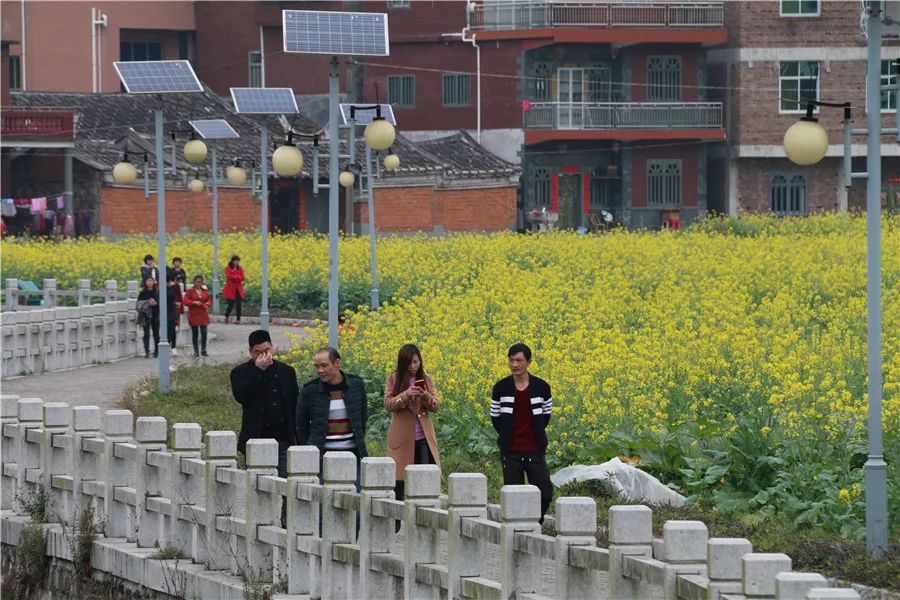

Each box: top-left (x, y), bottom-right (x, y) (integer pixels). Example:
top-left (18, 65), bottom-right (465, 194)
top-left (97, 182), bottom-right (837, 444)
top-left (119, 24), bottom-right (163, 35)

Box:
top-left (189, 119), bottom-right (240, 140)
top-left (339, 103), bottom-right (397, 126)
top-left (283, 10), bottom-right (390, 57)
top-left (230, 88), bottom-right (299, 114)
top-left (114, 60), bottom-right (202, 94)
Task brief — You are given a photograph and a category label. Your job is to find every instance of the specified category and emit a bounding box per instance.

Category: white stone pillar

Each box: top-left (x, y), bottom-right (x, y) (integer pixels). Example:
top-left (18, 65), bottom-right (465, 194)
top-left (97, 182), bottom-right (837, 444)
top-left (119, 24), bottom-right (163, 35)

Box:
top-left (77, 279), bottom-right (91, 306)
top-left (0, 395), bottom-right (21, 510)
top-left (322, 451), bottom-right (358, 600)
top-left (806, 589), bottom-right (861, 600)
top-left (135, 416), bottom-right (168, 548)
top-left (742, 553), bottom-right (792, 600)
top-left (447, 472), bottom-right (488, 600)
top-left (499, 484), bottom-right (542, 600)
top-left (775, 572), bottom-right (827, 600)
top-left (286, 446), bottom-right (321, 596)
top-left (41, 402), bottom-right (72, 523)
top-left (101, 409), bottom-right (134, 538)
top-left (70, 406), bottom-right (101, 520)
top-left (202, 430), bottom-right (238, 571)
top-left (403, 464), bottom-right (442, 600)
top-left (5, 278), bottom-right (18, 309)
top-left (661, 520), bottom-right (709, 600)
top-left (708, 538), bottom-right (753, 600)
top-left (15, 398), bottom-right (44, 511)
top-left (42, 279), bottom-right (57, 309)
top-left (608, 504), bottom-right (654, 600)
top-left (165, 423), bottom-right (203, 557)
top-left (554, 496), bottom-right (598, 599)
top-left (359, 457), bottom-right (397, 599)
top-left (245, 438), bottom-right (280, 583)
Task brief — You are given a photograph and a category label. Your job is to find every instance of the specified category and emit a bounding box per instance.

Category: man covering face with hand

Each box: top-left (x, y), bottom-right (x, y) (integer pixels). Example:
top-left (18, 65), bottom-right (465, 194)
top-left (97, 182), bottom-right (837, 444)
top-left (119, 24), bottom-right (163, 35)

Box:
top-left (230, 329), bottom-right (298, 477)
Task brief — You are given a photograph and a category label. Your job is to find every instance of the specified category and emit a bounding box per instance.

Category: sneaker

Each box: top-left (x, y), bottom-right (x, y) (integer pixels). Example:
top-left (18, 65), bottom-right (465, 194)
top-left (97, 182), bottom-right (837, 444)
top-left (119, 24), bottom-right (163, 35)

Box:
top-left (234, 319), bottom-right (241, 325)
top-left (144, 351), bottom-right (150, 358)
top-left (193, 350), bottom-right (200, 357)
top-left (153, 352), bottom-right (158, 358)
top-left (172, 348), bottom-right (178, 357)
top-left (201, 350), bottom-right (209, 357)
top-left (224, 317), bottom-right (230, 324)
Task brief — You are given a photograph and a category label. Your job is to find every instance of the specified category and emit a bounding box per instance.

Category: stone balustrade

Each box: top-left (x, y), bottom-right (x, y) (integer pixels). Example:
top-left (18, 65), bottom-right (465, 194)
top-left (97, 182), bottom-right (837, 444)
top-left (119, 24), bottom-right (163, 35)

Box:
top-left (0, 396), bottom-right (863, 600)
top-left (0, 295), bottom-right (139, 377)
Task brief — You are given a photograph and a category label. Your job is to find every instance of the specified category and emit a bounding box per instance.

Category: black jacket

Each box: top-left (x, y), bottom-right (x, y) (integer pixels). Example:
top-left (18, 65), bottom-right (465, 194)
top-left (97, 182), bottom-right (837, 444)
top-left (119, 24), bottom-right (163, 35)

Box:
top-left (297, 371), bottom-right (368, 457)
top-left (231, 359), bottom-right (299, 453)
top-left (490, 374), bottom-right (553, 454)
top-left (141, 264), bottom-right (159, 283)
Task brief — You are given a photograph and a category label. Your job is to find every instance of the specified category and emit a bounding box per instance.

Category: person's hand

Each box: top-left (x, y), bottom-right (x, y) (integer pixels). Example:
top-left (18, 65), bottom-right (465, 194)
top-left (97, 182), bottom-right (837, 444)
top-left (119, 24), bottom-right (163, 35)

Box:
top-left (254, 349), bottom-right (273, 370)
top-left (193, 300), bottom-right (201, 306)
top-left (149, 299), bottom-right (157, 306)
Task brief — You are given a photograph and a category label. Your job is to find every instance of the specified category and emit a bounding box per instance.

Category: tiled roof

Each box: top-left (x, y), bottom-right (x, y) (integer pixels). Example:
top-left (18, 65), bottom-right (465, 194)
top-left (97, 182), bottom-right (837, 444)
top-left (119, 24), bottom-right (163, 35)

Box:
top-left (10, 90), bottom-right (518, 183)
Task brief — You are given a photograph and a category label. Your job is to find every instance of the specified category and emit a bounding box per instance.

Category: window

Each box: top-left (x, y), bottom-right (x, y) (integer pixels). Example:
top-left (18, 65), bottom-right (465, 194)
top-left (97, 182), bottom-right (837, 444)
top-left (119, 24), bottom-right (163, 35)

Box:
top-left (9, 55), bottom-right (21, 90)
top-left (647, 56), bottom-right (682, 101)
top-left (387, 0), bottom-right (411, 7)
top-left (528, 168), bottom-right (552, 210)
top-left (770, 174), bottom-right (807, 216)
top-left (779, 61), bottom-right (819, 113)
top-left (647, 160), bottom-right (682, 206)
top-left (530, 62), bottom-right (551, 101)
top-left (590, 174), bottom-right (613, 210)
top-left (882, 59), bottom-right (898, 112)
top-left (120, 41), bottom-right (162, 62)
top-left (780, 0), bottom-right (820, 16)
top-left (388, 75), bottom-right (415, 107)
top-left (249, 51), bottom-right (263, 88)
top-left (443, 73), bottom-right (471, 106)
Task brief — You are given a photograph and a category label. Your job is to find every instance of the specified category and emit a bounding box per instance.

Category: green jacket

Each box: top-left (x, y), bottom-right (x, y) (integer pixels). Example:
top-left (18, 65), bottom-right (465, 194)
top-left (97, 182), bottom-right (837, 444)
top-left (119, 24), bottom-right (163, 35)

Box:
top-left (296, 371), bottom-right (369, 457)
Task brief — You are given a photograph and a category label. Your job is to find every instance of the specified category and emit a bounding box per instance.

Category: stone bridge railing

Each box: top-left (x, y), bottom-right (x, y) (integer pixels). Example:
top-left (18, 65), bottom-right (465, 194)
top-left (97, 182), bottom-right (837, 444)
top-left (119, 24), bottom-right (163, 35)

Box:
top-left (0, 396), bottom-right (862, 600)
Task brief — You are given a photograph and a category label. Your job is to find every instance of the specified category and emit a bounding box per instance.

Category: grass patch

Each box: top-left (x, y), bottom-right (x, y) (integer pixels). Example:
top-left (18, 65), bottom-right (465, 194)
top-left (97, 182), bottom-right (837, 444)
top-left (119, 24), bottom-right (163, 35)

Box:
top-left (148, 545), bottom-right (185, 561)
top-left (1, 522), bottom-right (49, 598)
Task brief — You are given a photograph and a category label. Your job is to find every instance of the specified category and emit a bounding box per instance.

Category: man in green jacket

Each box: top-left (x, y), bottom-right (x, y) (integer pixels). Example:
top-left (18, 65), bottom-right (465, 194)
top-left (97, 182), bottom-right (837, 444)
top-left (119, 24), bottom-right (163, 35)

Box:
top-left (297, 347), bottom-right (369, 464)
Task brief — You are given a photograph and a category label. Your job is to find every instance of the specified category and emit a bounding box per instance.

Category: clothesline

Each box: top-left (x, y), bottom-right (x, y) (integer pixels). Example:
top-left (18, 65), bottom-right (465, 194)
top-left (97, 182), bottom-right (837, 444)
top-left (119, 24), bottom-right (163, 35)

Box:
top-left (2, 194), bottom-right (75, 236)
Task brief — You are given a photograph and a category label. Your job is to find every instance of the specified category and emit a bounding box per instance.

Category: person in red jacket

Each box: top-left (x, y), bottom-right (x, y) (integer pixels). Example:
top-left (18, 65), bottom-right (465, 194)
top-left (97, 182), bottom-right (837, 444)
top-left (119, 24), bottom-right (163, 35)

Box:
top-left (222, 254), bottom-right (245, 324)
top-left (184, 274), bottom-right (212, 357)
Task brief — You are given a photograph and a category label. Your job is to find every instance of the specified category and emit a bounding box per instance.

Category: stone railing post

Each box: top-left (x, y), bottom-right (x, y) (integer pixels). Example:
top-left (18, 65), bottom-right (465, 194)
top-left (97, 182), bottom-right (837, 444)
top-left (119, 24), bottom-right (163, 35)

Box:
top-left (806, 589), bottom-right (861, 600)
top-left (135, 416), bottom-right (168, 548)
top-left (661, 520), bottom-right (708, 600)
top-left (775, 573), bottom-right (828, 600)
top-left (166, 423), bottom-right (203, 556)
top-left (403, 464), bottom-right (442, 600)
top-left (447, 473), bottom-right (488, 600)
top-left (322, 451), bottom-right (359, 600)
top-left (203, 431), bottom-right (237, 571)
top-left (101, 409), bottom-right (134, 538)
top-left (708, 538), bottom-right (753, 600)
top-left (70, 406), bottom-right (101, 521)
top-left (105, 280), bottom-right (117, 303)
top-left (15, 398), bottom-right (44, 510)
top-left (608, 505), bottom-right (654, 600)
top-left (742, 553), bottom-right (792, 600)
top-left (5, 278), bottom-right (18, 309)
top-left (554, 496), bottom-right (598, 599)
top-left (77, 279), bottom-right (91, 306)
top-left (127, 280), bottom-right (139, 300)
top-left (43, 279), bottom-right (57, 309)
top-left (42, 402), bottom-right (73, 523)
top-left (245, 438), bottom-right (280, 582)
top-left (499, 484), bottom-right (542, 600)
top-left (359, 457), bottom-right (396, 598)
top-left (0, 395), bottom-right (21, 510)
top-left (286, 446), bottom-right (321, 596)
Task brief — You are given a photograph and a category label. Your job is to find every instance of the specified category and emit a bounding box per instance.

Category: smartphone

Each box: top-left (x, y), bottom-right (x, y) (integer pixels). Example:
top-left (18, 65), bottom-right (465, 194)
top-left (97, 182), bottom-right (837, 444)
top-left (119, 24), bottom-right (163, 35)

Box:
top-left (414, 379), bottom-right (426, 387)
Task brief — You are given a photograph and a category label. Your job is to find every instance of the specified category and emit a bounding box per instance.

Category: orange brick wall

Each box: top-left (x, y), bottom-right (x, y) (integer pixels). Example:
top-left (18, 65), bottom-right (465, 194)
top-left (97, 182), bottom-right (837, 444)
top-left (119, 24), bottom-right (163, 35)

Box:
top-left (358, 185), bottom-right (517, 232)
top-left (100, 186), bottom-right (260, 234)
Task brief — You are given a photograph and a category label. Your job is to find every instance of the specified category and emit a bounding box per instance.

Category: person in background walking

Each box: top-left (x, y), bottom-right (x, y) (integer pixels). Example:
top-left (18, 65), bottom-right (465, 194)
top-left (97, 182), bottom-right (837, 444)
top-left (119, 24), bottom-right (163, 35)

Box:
top-left (164, 269), bottom-right (183, 356)
top-left (230, 329), bottom-right (298, 477)
top-left (140, 254), bottom-right (159, 283)
top-left (184, 274), bottom-right (212, 357)
top-left (223, 255), bottom-right (245, 324)
top-left (490, 343), bottom-right (554, 523)
top-left (135, 277), bottom-right (159, 358)
top-left (383, 344), bottom-right (441, 504)
top-left (170, 258), bottom-right (187, 352)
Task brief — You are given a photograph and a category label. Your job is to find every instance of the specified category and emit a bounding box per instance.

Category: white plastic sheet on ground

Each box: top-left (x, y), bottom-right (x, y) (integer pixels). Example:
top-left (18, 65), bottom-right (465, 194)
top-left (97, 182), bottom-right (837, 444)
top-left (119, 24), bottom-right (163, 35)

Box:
top-left (551, 458), bottom-right (686, 507)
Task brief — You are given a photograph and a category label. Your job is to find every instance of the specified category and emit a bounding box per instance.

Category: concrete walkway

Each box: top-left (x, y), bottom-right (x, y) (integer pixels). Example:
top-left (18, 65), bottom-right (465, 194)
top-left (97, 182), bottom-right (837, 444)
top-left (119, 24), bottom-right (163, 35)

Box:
top-left (0, 322), bottom-right (307, 410)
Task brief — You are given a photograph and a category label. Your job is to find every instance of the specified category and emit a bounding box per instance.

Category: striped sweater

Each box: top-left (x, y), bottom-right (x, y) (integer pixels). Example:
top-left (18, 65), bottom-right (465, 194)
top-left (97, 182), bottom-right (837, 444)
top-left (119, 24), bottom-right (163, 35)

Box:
top-left (490, 375), bottom-right (553, 453)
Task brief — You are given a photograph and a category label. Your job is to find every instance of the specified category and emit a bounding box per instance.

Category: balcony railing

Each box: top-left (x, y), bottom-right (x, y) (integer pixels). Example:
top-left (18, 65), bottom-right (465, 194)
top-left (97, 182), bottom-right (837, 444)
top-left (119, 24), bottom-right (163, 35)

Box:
top-left (470, 1), bottom-right (725, 30)
top-left (1, 110), bottom-right (75, 140)
top-left (524, 101), bottom-right (723, 130)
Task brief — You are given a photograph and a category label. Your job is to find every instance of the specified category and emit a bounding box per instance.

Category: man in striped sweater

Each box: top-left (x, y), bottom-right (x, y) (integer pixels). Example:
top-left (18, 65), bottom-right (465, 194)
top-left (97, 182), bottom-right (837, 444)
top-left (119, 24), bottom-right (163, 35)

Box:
top-left (490, 343), bottom-right (554, 523)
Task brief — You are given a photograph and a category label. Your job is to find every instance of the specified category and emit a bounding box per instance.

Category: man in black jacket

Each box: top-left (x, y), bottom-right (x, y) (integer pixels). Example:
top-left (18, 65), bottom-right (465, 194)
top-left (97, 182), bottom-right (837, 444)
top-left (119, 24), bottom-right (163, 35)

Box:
top-left (490, 342), bottom-right (554, 522)
top-left (297, 347), bottom-right (368, 464)
top-left (230, 329), bottom-right (298, 477)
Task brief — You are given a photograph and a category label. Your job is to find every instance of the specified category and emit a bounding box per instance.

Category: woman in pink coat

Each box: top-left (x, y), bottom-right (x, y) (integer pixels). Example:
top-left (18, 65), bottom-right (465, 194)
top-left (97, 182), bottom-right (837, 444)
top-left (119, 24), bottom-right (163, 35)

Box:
top-left (222, 255), bottom-right (245, 324)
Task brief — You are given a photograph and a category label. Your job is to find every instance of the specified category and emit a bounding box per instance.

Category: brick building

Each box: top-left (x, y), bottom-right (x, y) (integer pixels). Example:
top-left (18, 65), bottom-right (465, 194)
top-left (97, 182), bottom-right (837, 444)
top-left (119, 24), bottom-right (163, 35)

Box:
top-left (708, 0), bottom-right (900, 216)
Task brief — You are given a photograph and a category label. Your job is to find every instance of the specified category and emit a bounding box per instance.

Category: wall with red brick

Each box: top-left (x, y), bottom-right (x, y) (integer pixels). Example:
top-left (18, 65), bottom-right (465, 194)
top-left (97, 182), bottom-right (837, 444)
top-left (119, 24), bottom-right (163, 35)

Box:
top-left (356, 184), bottom-right (517, 232)
top-left (100, 186), bottom-right (260, 234)
top-left (630, 145), bottom-right (699, 208)
top-left (724, 0), bottom-right (869, 48)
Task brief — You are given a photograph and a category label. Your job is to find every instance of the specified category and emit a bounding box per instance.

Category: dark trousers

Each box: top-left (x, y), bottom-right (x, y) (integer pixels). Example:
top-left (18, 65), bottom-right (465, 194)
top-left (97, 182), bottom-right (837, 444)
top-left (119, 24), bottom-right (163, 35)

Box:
top-left (142, 319), bottom-right (160, 355)
top-left (168, 319), bottom-right (178, 348)
top-left (394, 439), bottom-right (435, 502)
top-left (501, 452), bottom-right (553, 523)
top-left (191, 325), bottom-right (208, 353)
top-left (225, 296), bottom-right (242, 320)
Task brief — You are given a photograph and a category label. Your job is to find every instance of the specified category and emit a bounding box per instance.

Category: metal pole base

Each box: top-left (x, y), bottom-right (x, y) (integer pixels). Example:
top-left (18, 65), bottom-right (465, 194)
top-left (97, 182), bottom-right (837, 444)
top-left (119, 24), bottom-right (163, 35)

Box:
top-left (157, 342), bottom-right (171, 392)
top-left (260, 310), bottom-right (270, 332)
top-left (864, 457), bottom-right (889, 555)
top-left (212, 279), bottom-right (220, 314)
top-left (370, 288), bottom-right (379, 311)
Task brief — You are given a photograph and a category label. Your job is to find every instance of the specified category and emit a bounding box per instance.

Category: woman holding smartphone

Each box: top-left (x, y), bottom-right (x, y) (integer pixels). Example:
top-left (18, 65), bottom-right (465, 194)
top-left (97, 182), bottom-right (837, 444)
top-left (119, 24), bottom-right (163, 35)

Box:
top-left (384, 344), bottom-right (441, 504)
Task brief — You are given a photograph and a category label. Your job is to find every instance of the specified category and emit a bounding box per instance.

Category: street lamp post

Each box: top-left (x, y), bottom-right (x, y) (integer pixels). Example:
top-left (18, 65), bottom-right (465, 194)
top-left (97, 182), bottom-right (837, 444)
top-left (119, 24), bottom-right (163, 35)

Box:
top-left (154, 109), bottom-right (171, 392)
top-left (260, 127), bottom-right (270, 331)
top-left (328, 57), bottom-right (340, 348)
top-left (365, 144), bottom-right (379, 310)
top-left (782, 0), bottom-right (896, 555)
top-left (211, 145), bottom-right (220, 314)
